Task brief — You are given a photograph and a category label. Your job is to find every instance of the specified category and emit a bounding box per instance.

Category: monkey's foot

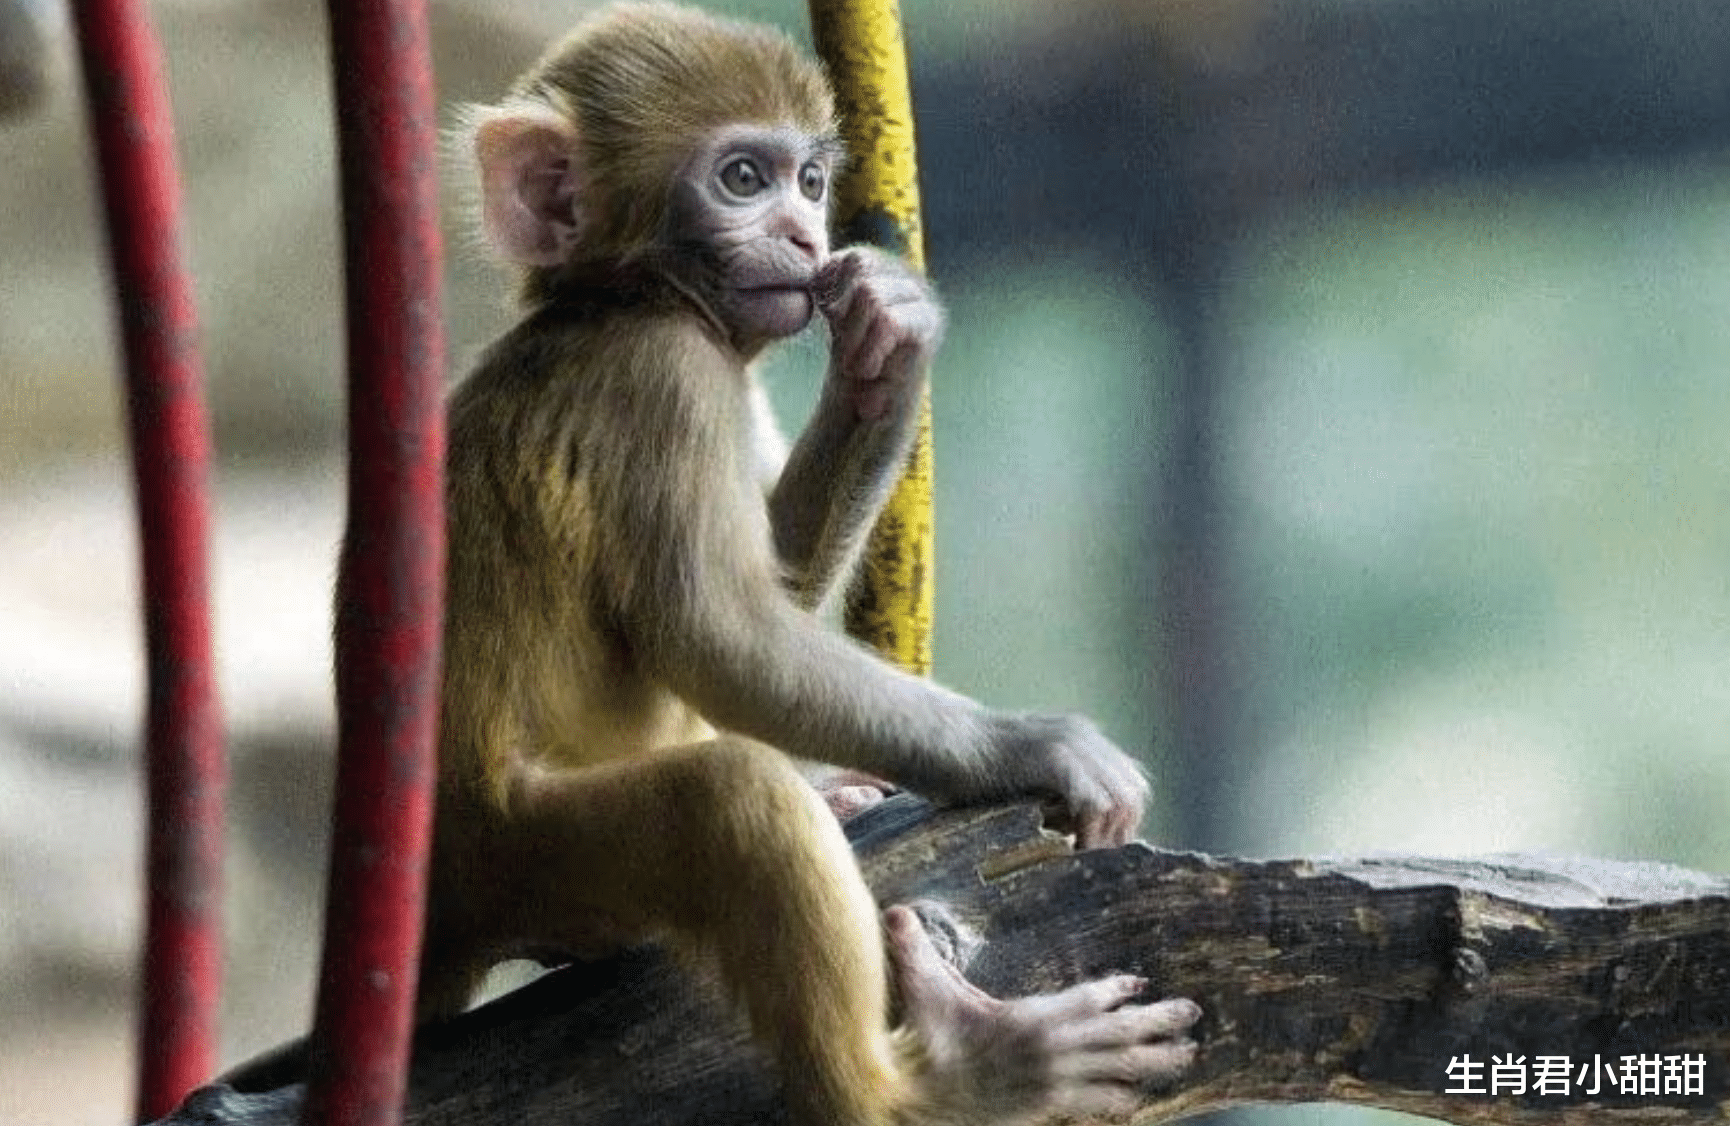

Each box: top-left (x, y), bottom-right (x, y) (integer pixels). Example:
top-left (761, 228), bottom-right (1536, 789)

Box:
top-left (884, 904), bottom-right (1200, 1124)
top-left (814, 769), bottom-right (896, 820)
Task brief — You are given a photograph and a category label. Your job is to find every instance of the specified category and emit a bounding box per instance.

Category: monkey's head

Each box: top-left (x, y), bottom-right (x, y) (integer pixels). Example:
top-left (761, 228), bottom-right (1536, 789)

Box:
top-left (460, 2), bottom-right (842, 350)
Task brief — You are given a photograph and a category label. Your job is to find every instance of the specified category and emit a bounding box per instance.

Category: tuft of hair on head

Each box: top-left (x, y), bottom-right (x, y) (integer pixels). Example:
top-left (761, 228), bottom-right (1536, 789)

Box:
top-left (451, 2), bottom-right (837, 303)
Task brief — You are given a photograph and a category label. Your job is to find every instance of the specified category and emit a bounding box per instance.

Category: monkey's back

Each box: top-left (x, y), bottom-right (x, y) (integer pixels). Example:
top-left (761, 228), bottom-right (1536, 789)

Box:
top-left (437, 302), bottom-right (748, 811)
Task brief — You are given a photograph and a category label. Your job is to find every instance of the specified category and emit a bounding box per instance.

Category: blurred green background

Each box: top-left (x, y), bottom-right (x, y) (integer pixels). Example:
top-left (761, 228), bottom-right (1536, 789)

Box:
top-left (863, 161), bottom-right (1730, 866)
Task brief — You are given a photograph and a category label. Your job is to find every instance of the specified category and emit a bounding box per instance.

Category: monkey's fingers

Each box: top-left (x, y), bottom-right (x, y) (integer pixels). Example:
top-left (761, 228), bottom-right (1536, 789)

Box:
top-left (828, 283), bottom-right (889, 379)
top-left (1068, 777), bottom-right (1142, 849)
top-left (846, 312), bottom-right (900, 385)
top-left (1056, 1039), bottom-right (1201, 1083)
top-left (882, 904), bottom-right (996, 1019)
top-left (854, 341), bottom-right (923, 422)
top-left (1025, 991), bottom-right (1200, 1118)
top-left (822, 783), bottom-right (886, 820)
top-left (1014, 713), bottom-right (1150, 850)
top-left (1078, 805), bottom-right (1114, 850)
top-left (1046, 996), bottom-right (1204, 1052)
top-left (1017, 973), bottom-right (1146, 1025)
top-left (812, 249), bottom-right (865, 314)
top-left (822, 281), bottom-right (867, 364)
top-left (1051, 1037), bottom-right (1204, 1093)
top-left (848, 299), bottom-right (936, 390)
top-left (1038, 791), bottom-right (1134, 851)
top-left (1101, 786), bottom-right (1142, 847)
top-left (825, 262), bottom-right (931, 382)
top-left (1046, 1039), bottom-right (1200, 1118)
top-left (1043, 998), bottom-right (1201, 1112)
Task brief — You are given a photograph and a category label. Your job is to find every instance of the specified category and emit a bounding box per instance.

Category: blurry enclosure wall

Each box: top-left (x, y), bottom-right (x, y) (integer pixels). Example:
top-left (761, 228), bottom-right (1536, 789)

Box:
top-left (4, 0), bottom-right (1730, 1123)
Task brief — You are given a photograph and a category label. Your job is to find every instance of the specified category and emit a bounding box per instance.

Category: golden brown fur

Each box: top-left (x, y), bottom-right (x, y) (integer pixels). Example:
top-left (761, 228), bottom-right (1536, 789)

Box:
top-left (423, 5), bottom-right (1198, 1123)
top-left (513, 3), bottom-right (833, 301)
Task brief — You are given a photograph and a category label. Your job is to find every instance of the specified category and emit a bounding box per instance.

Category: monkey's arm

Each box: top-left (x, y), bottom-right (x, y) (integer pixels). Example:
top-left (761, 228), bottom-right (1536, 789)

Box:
top-left (768, 247), bottom-right (937, 613)
top-left (768, 371), bottom-right (921, 612)
top-left (602, 330), bottom-right (1142, 846)
top-left (662, 516), bottom-right (1142, 847)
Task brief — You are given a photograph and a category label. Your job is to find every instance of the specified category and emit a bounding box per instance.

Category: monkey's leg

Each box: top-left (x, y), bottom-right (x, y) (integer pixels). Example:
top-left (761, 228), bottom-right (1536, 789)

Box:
top-left (502, 738), bottom-right (908, 1126)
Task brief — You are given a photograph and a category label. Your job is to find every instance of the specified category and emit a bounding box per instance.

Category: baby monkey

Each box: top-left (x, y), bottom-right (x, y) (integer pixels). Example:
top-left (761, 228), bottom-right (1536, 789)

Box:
top-left (431, 4), bottom-right (1199, 1123)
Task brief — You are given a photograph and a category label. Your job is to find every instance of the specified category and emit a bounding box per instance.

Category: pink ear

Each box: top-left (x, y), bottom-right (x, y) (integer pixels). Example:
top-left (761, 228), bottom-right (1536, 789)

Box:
top-left (472, 107), bottom-right (583, 266)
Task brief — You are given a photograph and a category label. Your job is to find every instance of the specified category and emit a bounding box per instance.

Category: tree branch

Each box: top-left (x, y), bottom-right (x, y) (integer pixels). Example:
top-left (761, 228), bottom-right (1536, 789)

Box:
top-left (168, 796), bottom-right (1730, 1126)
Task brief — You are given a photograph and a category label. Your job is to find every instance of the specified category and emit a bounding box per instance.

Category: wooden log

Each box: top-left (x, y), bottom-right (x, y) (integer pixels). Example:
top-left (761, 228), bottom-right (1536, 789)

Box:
top-left (166, 795), bottom-right (1729, 1126)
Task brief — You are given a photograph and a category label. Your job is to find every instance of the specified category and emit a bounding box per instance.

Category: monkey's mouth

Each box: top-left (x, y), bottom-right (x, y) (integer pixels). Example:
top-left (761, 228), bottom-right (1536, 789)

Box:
top-left (733, 285), bottom-right (816, 338)
top-left (738, 281), bottom-right (816, 299)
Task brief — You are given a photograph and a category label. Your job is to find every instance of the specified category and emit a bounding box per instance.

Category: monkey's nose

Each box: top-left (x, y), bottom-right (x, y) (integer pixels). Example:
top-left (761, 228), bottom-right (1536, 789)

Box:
top-left (786, 230), bottom-right (820, 262)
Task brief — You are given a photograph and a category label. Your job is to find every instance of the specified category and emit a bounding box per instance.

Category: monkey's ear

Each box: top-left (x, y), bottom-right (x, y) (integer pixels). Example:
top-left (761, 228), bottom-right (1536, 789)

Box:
top-left (466, 101), bottom-right (585, 266)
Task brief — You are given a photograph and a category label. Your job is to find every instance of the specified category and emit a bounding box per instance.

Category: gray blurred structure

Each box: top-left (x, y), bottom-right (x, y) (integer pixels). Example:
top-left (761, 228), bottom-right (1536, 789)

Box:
top-left (912, 0), bottom-right (1730, 850)
top-left (0, 0), bottom-right (48, 117)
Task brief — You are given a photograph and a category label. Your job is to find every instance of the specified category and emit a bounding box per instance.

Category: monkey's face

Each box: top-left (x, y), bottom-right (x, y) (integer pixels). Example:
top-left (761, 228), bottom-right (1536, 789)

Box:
top-left (665, 123), bottom-right (841, 346)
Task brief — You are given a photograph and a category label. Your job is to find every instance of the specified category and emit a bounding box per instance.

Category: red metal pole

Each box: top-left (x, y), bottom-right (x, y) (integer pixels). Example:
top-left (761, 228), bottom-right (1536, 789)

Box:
top-left (70, 3), bottom-right (227, 1122)
top-left (302, 1), bottom-right (446, 1124)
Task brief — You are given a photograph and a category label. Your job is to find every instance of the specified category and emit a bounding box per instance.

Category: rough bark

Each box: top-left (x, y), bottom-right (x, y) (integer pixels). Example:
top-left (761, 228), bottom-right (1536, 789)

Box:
top-left (164, 795), bottom-right (1729, 1126)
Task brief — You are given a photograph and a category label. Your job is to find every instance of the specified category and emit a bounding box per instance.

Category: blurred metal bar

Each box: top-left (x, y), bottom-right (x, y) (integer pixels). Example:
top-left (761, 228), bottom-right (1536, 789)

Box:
top-left (911, 0), bottom-right (1730, 850)
top-left (920, 0), bottom-right (1730, 253)
top-left (809, 0), bottom-right (936, 677)
top-left (70, 2), bottom-right (226, 1119)
top-left (1146, 243), bottom-right (1234, 853)
top-left (301, 2), bottom-right (446, 1125)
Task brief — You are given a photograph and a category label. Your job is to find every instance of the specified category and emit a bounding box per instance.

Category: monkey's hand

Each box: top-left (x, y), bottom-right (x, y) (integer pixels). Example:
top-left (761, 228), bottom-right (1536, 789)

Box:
top-left (814, 246), bottom-right (944, 422)
top-left (981, 713), bottom-right (1151, 849)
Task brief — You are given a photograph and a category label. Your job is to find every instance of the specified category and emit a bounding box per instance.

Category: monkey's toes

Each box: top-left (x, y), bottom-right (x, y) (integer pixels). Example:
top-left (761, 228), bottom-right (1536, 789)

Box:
top-left (883, 905), bottom-right (995, 1023)
top-left (822, 783), bottom-right (886, 820)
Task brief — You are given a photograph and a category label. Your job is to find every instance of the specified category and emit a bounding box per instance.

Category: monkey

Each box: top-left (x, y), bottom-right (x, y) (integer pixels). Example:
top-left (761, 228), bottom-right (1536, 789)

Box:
top-left (427, 4), bottom-right (1200, 1123)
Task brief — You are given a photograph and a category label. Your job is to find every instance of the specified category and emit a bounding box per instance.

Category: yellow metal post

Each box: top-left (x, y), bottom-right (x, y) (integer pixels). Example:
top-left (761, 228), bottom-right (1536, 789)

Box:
top-left (807, 0), bottom-right (934, 676)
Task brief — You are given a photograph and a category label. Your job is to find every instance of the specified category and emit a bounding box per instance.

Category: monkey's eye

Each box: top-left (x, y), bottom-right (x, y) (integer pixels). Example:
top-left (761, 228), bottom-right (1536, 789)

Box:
top-left (719, 157), bottom-right (767, 197)
top-left (798, 161), bottom-right (827, 201)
